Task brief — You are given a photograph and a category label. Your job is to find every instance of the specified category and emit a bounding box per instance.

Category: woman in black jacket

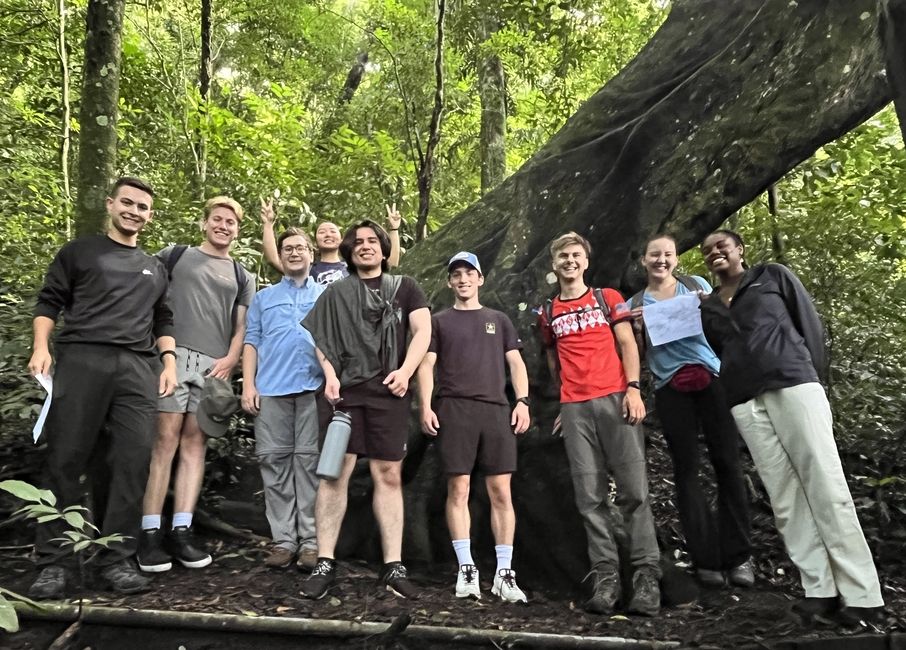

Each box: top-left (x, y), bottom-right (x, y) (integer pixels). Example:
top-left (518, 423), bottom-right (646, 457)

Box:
top-left (698, 230), bottom-right (883, 625)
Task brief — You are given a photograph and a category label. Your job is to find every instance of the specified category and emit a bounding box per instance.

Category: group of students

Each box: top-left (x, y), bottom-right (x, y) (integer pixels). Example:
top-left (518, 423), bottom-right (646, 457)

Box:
top-left (25, 176), bottom-right (884, 626)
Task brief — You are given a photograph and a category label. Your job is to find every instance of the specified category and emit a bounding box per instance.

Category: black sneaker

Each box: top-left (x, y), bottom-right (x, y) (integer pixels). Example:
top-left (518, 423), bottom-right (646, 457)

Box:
top-left (301, 558), bottom-right (337, 599)
top-left (137, 528), bottom-right (173, 573)
top-left (790, 596), bottom-right (839, 625)
top-left (166, 526), bottom-right (212, 569)
top-left (380, 561), bottom-right (419, 600)
top-left (627, 569), bottom-right (661, 616)
top-left (99, 558), bottom-right (152, 595)
top-left (28, 565), bottom-right (67, 600)
top-left (836, 605), bottom-right (884, 628)
top-left (583, 566), bottom-right (621, 614)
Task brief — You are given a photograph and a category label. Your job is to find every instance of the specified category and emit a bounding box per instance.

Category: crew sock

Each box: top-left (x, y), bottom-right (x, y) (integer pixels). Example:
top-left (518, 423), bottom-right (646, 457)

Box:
top-left (172, 512), bottom-right (193, 529)
top-left (452, 539), bottom-right (474, 567)
top-left (141, 514), bottom-right (162, 531)
top-left (495, 544), bottom-right (513, 572)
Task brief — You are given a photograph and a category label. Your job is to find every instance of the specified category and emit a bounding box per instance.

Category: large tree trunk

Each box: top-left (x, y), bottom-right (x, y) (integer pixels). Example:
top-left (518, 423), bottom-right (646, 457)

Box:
top-left (75, 0), bottom-right (126, 237)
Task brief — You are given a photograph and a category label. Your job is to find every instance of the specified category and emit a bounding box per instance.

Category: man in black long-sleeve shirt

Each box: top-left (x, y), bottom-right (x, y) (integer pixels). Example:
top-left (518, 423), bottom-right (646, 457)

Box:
top-left (27, 176), bottom-right (178, 599)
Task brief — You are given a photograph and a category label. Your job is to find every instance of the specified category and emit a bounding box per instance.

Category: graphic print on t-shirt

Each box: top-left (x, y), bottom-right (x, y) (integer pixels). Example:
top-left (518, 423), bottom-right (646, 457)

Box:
top-left (549, 302), bottom-right (610, 339)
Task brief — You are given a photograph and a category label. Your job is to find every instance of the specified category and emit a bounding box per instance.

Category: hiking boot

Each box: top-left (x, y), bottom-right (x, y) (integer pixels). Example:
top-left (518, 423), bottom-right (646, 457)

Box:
top-left (790, 596), bottom-right (839, 625)
top-left (583, 566), bottom-right (621, 614)
top-left (455, 564), bottom-right (481, 600)
top-left (492, 568), bottom-right (528, 603)
top-left (264, 545), bottom-right (295, 568)
top-left (99, 559), bottom-right (152, 595)
top-left (28, 566), bottom-right (66, 600)
top-left (137, 528), bottom-right (173, 573)
top-left (727, 559), bottom-right (755, 588)
top-left (696, 568), bottom-right (725, 587)
top-left (381, 561), bottom-right (419, 600)
top-left (301, 558), bottom-right (337, 599)
top-left (836, 605), bottom-right (884, 628)
top-left (297, 547), bottom-right (318, 571)
top-left (627, 569), bottom-right (660, 616)
top-left (166, 526), bottom-right (212, 569)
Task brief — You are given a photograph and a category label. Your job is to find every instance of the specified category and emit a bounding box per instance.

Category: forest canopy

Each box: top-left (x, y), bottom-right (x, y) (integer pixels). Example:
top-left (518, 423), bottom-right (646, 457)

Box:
top-left (0, 0), bottom-right (904, 459)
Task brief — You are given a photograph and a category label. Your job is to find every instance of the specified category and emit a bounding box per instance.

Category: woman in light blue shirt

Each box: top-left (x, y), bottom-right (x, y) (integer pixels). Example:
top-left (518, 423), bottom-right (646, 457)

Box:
top-left (632, 234), bottom-right (752, 588)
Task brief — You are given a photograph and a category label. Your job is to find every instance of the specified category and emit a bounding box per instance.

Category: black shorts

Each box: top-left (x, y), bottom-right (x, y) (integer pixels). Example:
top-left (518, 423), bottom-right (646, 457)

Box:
top-left (340, 376), bottom-right (411, 462)
top-left (436, 398), bottom-right (516, 475)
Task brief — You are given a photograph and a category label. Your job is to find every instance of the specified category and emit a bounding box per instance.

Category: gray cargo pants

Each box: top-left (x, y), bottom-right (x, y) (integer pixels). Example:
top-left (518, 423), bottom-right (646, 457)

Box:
top-left (255, 393), bottom-right (320, 552)
top-left (561, 392), bottom-right (660, 573)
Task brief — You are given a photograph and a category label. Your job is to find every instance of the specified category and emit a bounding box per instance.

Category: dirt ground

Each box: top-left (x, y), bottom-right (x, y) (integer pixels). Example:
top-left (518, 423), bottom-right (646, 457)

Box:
top-left (2, 424), bottom-right (905, 649)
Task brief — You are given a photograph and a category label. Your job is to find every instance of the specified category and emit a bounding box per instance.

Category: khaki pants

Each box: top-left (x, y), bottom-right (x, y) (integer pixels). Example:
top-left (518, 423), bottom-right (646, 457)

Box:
top-left (731, 382), bottom-right (883, 607)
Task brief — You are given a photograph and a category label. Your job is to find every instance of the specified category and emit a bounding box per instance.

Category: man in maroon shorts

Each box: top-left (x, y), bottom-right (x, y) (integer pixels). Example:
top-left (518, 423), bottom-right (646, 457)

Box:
top-left (416, 252), bottom-right (531, 602)
top-left (300, 220), bottom-right (431, 600)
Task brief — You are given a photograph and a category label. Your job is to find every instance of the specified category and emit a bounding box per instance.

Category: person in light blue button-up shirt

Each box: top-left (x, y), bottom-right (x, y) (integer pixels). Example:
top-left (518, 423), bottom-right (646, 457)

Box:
top-left (241, 227), bottom-right (325, 570)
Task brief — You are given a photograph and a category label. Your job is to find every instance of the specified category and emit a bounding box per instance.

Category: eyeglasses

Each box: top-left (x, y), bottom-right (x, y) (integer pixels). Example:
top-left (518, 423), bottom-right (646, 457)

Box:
top-left (281, 245), bottom-right (311, 254)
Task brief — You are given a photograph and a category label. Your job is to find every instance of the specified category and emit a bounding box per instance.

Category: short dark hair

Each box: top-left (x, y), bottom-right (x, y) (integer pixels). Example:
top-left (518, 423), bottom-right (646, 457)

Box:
top-left (340, 220), bottom-right (391, 273)
top-left (110, 176), bottom-right (155, 198)
top-left (277, 227), bottom-right (312, 250)
top-left (706, 229), bottom-right (745, 247)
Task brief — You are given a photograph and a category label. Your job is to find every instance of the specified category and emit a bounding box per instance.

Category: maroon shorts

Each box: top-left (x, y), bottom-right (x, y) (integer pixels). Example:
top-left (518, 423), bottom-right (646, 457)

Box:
top-left (436, 398), bottom-right (517, 475)
top-left (340, 376), bottom-right (411, 462)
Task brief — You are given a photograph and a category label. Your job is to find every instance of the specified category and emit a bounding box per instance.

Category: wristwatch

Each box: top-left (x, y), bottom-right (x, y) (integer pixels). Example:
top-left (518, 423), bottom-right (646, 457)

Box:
top-left (627, 381), bottom-right (641, 390)
top-left (516, 396), bottom-right (531, 407)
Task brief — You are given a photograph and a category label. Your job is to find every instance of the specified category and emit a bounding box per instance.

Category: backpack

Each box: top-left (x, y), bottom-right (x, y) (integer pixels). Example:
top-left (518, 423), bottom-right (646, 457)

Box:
top-left (541, 288), bottom-right (613, 376)
top-left (164, 245), bottom-right (249, 328)
top-left (629, 275), bottom-right (703, 358)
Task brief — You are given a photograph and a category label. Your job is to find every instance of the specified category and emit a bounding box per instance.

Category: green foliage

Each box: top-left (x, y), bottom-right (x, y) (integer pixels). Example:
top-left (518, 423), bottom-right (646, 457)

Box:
top-left (0, 479), bottom-right (126, 631)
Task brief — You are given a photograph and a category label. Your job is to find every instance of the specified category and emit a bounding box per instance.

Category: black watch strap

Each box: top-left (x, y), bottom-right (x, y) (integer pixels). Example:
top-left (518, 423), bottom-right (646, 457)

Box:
top-left (626, 380), bottom-right (641, 390)
top-left (516, 396), bottom-right (531, 407)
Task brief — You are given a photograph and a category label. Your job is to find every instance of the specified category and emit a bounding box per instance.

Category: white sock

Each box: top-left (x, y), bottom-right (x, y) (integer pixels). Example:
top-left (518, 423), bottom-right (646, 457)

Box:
top-left (495, 544), bottom-right (513, 572)
top-left (172, 512), bottom-right (193, 529)
top-left (452, 539), bottom-right (474, 567)
top-left (141, 514), bottom-right (162, 531)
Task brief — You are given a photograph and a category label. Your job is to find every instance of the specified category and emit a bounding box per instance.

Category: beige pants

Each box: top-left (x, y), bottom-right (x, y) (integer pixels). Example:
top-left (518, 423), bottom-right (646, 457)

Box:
top-left (731, 382), bottom-right (883, 607)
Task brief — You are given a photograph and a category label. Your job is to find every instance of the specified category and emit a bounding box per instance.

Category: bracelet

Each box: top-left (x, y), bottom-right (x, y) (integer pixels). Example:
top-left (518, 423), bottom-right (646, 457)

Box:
top-left (627, 380), bottom-right (641, 390)
top-left (160, 350), bottom-right (177, 361)
top-left (516, 396), bottom-right (531, 407)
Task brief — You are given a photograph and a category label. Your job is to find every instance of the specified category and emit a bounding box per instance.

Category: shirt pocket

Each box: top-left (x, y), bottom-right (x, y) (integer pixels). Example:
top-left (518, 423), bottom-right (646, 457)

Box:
top-left (261, 299), bottom-right (295, 337)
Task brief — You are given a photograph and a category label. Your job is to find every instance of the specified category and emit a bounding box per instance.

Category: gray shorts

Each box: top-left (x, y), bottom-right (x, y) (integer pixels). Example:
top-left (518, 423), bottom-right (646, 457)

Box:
top-left (158, 347), bottom-right (215, 414)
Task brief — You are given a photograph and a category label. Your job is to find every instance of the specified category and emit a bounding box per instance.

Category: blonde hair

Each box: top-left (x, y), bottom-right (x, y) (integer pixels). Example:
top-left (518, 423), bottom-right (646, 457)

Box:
top-left (203, 196), bottom-right (244, 222)
top-left (550, 231), bottom-right (591, 258)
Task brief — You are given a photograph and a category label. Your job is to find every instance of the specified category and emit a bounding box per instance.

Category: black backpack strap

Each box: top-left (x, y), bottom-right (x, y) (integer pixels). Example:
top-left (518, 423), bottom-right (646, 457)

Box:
top-left (591, 287), bottom-right (613, 325)
top-left (230, 260), bottom-right (250, 331)
top-left (630, 290), bottom-right (645, 311)
top-left (677, 274), bottom-right (703, 293)
top-left (165, 245), bottom-right (188, 278)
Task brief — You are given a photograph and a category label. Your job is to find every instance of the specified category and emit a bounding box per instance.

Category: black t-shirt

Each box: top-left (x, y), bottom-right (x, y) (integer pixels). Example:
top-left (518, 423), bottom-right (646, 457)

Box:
top-left (429, 307), bottom-right (522, 405)
top-left (361, 275), bottom-right (429, 369)
top-left (34, 235), bottom-right (174, 354)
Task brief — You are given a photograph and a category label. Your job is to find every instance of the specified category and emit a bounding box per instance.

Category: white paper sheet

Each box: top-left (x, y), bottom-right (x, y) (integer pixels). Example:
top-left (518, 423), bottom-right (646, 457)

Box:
top-left (643, 294), bottom-right (704, 346)
top-left (32, 373), bottom-right (53, 443)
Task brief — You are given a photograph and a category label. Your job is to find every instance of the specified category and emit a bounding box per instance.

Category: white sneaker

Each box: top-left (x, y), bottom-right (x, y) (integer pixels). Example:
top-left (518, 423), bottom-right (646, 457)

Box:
top-left (455, 564), bottom-right (481, 599)
top-left (492, 568), bottom-right (527, 603)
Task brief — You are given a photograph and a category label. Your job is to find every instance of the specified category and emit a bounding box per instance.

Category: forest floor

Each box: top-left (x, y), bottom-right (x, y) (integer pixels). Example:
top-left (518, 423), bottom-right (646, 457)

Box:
top-left (1, 421), bottom-right (905, 649)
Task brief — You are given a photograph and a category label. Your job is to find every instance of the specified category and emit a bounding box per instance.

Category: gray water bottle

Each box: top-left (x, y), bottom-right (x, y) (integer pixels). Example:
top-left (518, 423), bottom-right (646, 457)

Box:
top-left (317, 410), bottom-right (353, 480)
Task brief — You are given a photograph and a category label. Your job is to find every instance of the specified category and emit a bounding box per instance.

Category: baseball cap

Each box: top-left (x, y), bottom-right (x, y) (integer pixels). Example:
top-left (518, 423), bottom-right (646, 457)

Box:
top-left (196, 376), bottom-right (239, 438)
top-left (447, 251), bottom-right (481, 274)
